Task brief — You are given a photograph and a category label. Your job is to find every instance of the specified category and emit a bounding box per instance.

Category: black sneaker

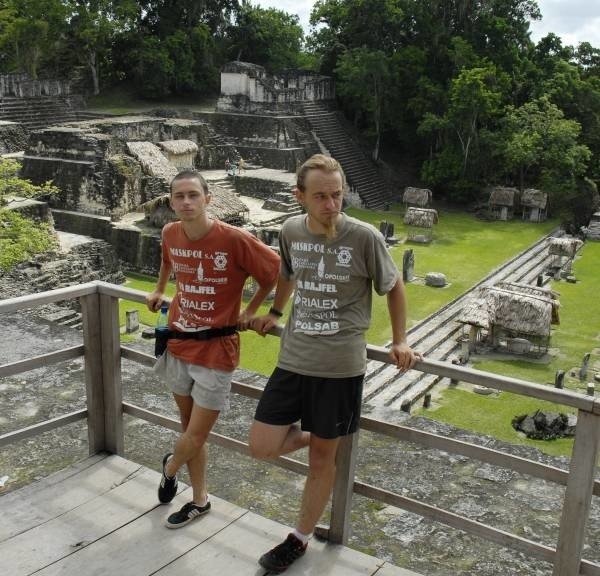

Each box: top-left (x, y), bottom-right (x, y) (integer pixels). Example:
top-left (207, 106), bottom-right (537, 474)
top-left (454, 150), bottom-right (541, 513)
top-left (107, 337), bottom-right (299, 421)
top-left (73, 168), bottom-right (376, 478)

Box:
top-left (158, 453), bottom-right (177, 504)
top-left (259, 533), bottom-right (307, 573)
top-left (165, 500), bottom-right (211, 529)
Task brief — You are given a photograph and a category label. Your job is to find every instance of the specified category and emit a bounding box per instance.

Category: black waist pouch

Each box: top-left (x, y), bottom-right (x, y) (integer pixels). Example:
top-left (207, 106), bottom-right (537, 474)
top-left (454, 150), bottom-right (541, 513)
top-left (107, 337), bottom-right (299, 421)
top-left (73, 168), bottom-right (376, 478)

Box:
top-left (155, 328), bottom-right (171, 357)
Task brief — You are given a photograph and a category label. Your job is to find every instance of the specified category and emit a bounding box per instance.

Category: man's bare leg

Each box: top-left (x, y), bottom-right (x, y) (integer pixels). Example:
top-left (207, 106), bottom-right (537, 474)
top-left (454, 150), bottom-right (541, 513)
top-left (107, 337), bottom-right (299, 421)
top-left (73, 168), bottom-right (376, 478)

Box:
top-left (297, 434), bottom-right (340, 535)
top-left (249, 420), bottom-right (310, 460)
top-left (166, 398), bottom-right (219, 505)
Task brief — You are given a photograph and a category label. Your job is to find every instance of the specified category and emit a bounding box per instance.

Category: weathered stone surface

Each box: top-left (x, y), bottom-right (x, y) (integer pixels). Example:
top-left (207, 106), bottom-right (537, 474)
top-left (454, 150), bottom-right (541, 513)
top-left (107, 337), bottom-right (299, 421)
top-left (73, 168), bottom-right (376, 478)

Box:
top-left (512, 410), bottom-right (576, 440)
top-left (425, 272), bottom-right (447, 287)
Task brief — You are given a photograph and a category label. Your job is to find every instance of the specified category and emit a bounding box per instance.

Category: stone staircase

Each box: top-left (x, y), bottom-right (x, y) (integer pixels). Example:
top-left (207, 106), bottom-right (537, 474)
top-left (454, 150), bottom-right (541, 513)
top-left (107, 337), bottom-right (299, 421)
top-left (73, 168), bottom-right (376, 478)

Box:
top-left (0, 95), bottom-right (84, 130)
top-left (301, 102), bottom-right (390, 209)
top-left (206, 174), bottom-right (302, 227)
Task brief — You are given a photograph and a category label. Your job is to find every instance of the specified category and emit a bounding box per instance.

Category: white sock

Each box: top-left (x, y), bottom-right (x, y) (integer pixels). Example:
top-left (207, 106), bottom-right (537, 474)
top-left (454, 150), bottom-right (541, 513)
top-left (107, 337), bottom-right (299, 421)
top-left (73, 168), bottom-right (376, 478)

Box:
top-left (164, 455), bottom-right (175, 479)
top-left (292, 529), bottom-right (310, 545)
top-left (194, 495), bottom-right (209, 507)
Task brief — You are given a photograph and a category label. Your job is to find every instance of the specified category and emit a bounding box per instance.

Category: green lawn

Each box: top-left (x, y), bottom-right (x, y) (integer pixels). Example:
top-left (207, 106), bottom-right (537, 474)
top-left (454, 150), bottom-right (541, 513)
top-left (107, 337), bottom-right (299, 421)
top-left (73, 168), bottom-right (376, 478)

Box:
top-left (417, 241), bottom-right (600, 458)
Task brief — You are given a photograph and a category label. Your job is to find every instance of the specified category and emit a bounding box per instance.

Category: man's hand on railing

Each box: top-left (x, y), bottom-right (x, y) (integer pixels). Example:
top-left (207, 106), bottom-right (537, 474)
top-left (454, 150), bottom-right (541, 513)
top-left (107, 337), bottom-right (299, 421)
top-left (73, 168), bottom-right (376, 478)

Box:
top-left (389, 342), bottom-right (421, 373)
top-left (237, 309), bottom-right (253, 331)
top-left (250, 313), bottom-right (279, 337)
top-left (146, 290), bottom-right (165, 312)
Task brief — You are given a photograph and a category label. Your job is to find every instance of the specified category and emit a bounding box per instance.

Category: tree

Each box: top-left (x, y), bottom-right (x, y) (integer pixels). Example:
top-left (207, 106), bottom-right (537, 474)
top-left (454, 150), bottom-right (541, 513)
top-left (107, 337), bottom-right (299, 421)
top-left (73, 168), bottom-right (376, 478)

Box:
top-left (65, 0), bottom-right (139, 95)
top-left (132, 36), bottom-right (174, 99)
top-left (336, 48), bottom-right (390, 160)
top-left (227, 4), bottom-right (304, 71)
top-left (503, 97), bottom-right (591, 217)
top-left (0, 0), bottom-right (68, 78)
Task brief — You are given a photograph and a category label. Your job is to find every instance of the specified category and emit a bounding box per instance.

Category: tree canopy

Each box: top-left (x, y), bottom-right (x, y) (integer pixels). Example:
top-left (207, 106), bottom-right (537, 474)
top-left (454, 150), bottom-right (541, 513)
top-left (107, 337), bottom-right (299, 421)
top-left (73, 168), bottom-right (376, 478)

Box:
top-left (0, 0), bottom-right (599, 225)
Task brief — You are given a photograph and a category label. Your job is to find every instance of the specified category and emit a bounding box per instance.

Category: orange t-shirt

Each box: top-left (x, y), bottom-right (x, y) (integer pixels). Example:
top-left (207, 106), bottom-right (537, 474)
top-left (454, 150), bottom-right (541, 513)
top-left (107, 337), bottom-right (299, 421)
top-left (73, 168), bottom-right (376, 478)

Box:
top-left (162, 220), bottom-right (280, 371)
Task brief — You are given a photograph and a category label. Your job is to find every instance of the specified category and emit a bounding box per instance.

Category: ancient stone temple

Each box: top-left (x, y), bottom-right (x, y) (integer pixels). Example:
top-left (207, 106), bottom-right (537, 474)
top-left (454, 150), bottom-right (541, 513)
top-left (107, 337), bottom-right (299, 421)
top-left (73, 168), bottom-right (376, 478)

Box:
top-left (217, 61), bottom-right (335, 114)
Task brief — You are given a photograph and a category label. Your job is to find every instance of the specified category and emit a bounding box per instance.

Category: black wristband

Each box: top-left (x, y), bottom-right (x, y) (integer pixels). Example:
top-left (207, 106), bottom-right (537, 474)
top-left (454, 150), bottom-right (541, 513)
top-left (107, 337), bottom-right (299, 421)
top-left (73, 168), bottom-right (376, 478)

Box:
top-left (268, 306), bottom-right (283, 318)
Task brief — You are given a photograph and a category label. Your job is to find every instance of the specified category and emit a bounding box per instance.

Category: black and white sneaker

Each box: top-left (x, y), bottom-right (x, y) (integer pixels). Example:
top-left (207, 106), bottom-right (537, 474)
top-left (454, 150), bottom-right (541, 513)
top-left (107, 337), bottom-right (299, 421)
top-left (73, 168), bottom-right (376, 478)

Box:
top-left (258, 533), bottom-right (307, 573)
top-left (158, 452), bottom-right (177, 504)
top-left (165, 501), bottom-right (211, 529)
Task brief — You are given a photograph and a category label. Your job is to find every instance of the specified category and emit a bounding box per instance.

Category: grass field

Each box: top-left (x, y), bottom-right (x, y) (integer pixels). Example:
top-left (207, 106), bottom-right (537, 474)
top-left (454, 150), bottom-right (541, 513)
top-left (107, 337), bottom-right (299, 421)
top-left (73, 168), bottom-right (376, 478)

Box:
top-left (417, 241), bottom-right (600, 457)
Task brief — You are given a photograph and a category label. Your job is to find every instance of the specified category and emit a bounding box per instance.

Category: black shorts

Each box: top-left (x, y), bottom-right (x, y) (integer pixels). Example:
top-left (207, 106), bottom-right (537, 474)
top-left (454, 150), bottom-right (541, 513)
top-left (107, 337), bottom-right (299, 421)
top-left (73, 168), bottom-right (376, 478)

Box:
top-left (254, 367), bottom-right (364, 439)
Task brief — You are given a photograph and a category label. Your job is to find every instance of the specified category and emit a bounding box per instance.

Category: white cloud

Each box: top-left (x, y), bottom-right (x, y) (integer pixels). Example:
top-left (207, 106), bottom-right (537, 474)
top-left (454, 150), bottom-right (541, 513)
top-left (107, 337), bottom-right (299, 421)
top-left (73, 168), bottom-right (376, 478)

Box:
top-left (531, 0), bottom-right (600, 47)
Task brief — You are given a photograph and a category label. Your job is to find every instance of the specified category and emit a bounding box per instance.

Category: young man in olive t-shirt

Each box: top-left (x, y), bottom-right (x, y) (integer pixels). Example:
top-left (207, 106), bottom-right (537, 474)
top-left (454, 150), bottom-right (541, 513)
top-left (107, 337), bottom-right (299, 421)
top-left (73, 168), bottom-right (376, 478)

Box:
top-left (249, 154), bottom-right (420, 572)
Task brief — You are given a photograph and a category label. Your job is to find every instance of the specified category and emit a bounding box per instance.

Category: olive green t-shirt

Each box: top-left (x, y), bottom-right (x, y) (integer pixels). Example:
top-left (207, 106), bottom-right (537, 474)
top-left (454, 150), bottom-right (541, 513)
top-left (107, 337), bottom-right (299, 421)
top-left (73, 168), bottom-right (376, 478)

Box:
top-left (277, 213), bottom-right (399, 378)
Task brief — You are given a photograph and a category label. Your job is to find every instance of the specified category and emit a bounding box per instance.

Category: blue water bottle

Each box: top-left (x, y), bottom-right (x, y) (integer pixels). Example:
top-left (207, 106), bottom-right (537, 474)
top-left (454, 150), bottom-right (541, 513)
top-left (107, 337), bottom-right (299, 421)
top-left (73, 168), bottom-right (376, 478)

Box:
top-left (154, 304), bottom-right (169, 357)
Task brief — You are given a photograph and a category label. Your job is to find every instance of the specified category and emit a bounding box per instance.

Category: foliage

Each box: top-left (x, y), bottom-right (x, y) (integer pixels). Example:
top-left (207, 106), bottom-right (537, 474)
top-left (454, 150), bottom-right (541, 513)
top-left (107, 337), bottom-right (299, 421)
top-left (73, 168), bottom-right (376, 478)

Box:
top-left (0, 158), bottom-right (59, 271)
top-left (502, 97), bottom-right (591, 215)
top-left (0, 158), bottom-right (59, 204)
top-left (0, 209), bottom-right (57, 271)
top-left (227, 4), bottom-right (304, 71)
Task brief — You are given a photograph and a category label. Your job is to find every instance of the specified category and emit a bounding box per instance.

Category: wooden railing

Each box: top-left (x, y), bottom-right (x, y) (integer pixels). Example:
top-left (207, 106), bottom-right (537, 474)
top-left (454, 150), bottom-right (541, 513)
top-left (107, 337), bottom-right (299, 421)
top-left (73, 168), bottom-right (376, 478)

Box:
top-left (1, 281), bottom-right (599, 576)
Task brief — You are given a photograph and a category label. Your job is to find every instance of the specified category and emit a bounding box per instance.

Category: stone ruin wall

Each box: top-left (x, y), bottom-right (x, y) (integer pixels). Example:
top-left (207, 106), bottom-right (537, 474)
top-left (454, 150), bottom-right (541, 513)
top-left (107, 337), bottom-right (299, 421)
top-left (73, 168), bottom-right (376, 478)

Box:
top-left (193, 112), bottom-right (319, 170)
top-left (0, 73), bottom-right (72, 98)
top-left (0, 121), bottom-right (28, 153)
top-left (16, 110), bottom-right (322, 276)
top-left (19, 116), bottom-right (232, 217)
top-left (217, 62), bottom-right (335, 115)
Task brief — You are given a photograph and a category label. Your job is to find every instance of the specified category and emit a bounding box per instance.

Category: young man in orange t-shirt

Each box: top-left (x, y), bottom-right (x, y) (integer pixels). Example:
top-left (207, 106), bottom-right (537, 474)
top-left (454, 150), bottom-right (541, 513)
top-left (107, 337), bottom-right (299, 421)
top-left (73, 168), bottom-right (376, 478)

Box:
top-left (146, 170), bottom-right (280, 528)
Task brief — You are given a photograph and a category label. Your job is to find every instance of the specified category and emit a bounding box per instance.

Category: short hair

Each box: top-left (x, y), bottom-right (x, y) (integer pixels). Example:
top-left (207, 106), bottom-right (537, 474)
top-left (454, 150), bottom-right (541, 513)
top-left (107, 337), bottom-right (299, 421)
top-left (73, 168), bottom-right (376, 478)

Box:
top-left (170, 170), bottom-right (209, 195)
top-left (296, 154), bottom-right (346, 192)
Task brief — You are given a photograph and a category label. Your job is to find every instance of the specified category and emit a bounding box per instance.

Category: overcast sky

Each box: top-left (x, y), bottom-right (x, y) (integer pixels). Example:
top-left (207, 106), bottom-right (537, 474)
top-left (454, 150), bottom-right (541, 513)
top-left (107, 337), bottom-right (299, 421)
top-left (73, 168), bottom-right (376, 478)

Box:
top-left (254, 0), bottom-right (600, 49)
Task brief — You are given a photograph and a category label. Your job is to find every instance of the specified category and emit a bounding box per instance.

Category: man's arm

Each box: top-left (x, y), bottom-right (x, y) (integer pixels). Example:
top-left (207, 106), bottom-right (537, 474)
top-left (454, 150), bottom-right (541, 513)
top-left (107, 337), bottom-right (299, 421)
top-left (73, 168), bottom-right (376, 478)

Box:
top-left (238, 275), bottom-right (278, 330)
top-left (386, 278), bottom-right (421, 371)
top-left (146, 260), bottom-right (172, 312)
top-left (251, 273), bottom-right (296, 336)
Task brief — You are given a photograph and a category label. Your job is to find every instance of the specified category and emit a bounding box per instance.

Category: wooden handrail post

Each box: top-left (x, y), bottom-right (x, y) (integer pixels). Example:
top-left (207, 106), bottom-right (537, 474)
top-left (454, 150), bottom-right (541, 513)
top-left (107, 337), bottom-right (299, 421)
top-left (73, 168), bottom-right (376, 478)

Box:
top-left (80, 291), bottom-right (124, 456)
top-left (81, 293), bottom-right (105, 454)
top-left (328, 431), bottom-right (360, 544)
top-left (100, 293), bottom-right (124, 455)
top-left (552, 410), bottom-right (600, 575)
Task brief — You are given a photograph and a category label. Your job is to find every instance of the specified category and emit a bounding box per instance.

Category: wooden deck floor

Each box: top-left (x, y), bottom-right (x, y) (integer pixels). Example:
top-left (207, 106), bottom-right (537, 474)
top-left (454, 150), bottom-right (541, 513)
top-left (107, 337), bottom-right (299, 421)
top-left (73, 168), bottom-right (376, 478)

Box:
top-left (0, 453), bottom-right (423, 576)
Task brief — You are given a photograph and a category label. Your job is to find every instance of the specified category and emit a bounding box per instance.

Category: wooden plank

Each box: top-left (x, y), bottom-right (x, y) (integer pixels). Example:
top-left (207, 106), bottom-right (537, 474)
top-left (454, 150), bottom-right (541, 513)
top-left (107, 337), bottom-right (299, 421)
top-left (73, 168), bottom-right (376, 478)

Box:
top-left (99, 293), bottom-right (123, 455)
top-left (0, 454), bottom-right (139, 542)
top-left (366, 349), bottom-right (595, 412)
top-left (0, 345), bottom-right (84, 378)
top-left (329, 432), bottom-right (359, 544)
top-left (33, 491), bottom-right (246, 576)
top-left (0, 465), bottom-right (162, 576)
top-left (354, 481), bottom-right (556, 563)
top-left (156, 511), bottom-right (387, 576)
top-left (122, 402), bottom-right (310, 476)
top-left (0, 409), bottom-right (87, 449)
top-left (360, 416), bottom-right (600, 497)
top-left (376, 563), bottom-right (425, 576)
top-left (120, 345), bottom-right (155, 367)
top-left (81, 293), bottom-right (105, 454)
top-left (552, 410), bottom-right (600, 576)
top-left (0, 282), bottom-right (97, 314)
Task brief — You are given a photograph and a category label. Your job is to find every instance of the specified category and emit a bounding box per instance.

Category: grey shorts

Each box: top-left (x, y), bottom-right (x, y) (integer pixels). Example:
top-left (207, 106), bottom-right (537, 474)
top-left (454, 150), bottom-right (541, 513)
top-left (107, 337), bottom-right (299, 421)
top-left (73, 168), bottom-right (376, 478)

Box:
top-left (153, 352), bottom-right (233, 411)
